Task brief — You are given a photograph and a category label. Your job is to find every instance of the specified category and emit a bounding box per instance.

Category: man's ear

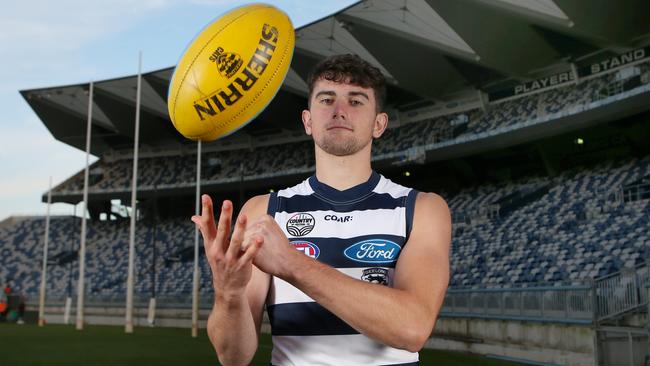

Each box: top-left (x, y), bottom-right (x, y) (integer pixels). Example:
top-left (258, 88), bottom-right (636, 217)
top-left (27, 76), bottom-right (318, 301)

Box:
top-left (302, 109), bottom-right (313, 136)
top-left (372, 112), bottom-right (388, 138)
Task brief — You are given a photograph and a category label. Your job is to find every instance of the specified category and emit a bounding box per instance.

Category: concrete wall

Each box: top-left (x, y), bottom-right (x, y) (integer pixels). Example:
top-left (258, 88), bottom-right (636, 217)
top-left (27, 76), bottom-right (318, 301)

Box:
top-left (428, 317), bottom-right (596, 366)
top-left (37, 304), bottom-right (273, 333)
top-left (38, 305), bottom-right (211, 328)
top-left (35, 305), bottom-right (599, 365)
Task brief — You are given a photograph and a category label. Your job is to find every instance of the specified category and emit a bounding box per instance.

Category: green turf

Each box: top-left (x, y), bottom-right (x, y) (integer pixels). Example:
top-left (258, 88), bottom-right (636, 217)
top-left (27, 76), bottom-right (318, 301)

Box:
top-left (0, 323), bottom-right (522, 365)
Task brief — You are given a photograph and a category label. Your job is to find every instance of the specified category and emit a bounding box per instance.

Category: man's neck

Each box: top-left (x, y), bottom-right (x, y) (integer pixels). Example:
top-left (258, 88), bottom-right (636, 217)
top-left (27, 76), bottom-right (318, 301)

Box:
top-left (313, 145), bottom-right (373, 191)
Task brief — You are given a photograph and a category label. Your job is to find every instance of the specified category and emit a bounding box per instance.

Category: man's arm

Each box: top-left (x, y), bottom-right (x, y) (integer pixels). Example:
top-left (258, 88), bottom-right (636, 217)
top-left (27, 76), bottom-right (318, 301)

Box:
top-left (192, 194), bottom-right (270, 366)
top-left (246, 192), bottom-right (451, 352)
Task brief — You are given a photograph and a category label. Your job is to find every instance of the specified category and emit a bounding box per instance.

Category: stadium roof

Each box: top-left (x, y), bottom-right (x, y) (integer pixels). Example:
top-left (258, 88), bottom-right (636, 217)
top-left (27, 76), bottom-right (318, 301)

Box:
top-left (21, 0), bottom-right (650, 156)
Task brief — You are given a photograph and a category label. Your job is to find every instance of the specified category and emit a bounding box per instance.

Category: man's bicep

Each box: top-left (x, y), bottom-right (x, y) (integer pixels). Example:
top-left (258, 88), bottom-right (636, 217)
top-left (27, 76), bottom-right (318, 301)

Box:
top-left (393, 192), bottom-right (451, 312)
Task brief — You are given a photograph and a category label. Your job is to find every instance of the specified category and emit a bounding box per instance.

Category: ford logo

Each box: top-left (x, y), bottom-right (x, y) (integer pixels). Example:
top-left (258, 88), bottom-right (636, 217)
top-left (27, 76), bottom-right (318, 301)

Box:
top-left (344, 240), bottom-right (401, 264)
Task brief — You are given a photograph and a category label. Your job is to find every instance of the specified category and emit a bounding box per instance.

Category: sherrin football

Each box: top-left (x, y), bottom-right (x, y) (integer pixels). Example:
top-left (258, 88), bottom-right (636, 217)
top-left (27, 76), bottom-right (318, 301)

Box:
top-left (168, 3), bottom-right (295, 141)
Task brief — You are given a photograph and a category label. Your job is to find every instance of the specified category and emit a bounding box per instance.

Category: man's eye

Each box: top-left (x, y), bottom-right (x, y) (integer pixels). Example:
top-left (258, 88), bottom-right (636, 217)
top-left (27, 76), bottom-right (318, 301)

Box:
top-left (350, 100), bottom-right (362, 106)
top-left (320, 98), bottom-right (333, 104)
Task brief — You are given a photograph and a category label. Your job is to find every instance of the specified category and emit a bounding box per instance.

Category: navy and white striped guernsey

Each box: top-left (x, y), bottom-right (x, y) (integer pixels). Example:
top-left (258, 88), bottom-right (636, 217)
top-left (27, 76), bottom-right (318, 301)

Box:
top-left (266, 171), bottom-right (420, 366)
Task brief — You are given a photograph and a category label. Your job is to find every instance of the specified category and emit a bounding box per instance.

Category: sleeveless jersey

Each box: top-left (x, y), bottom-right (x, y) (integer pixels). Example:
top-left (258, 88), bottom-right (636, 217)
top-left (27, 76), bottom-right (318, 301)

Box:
top-left (266, 171), bottom-right (420, 366)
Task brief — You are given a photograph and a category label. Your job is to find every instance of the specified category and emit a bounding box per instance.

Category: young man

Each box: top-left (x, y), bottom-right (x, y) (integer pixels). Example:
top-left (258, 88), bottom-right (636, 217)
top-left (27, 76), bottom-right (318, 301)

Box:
top-left (192, 54), bottom-right (451, 366)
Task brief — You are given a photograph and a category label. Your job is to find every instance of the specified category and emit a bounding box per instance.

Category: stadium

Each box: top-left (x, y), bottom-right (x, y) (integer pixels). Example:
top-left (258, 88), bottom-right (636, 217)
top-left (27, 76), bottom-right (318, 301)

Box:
top-left (2, 1), bottom-right (650, 365)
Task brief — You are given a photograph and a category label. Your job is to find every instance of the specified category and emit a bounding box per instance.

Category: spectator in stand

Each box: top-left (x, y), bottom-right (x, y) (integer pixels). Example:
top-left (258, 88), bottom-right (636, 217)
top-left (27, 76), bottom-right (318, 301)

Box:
top-left (0, 284), bottom-right (11, 321)
top-left (0, 287), bottom-right (6, 321)
top-left (2, 282), bottom-right (13, 322)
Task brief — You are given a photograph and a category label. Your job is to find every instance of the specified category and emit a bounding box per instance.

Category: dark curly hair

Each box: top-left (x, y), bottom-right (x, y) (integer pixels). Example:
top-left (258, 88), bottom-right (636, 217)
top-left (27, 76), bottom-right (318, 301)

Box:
top-left (307, 54), bottom-right (387, 113)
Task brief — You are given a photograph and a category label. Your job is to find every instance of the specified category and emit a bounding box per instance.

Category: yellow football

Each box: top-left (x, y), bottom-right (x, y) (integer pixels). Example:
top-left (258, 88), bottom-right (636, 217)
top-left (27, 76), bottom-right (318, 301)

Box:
top-left (168, 3), bottom-right (295, 141)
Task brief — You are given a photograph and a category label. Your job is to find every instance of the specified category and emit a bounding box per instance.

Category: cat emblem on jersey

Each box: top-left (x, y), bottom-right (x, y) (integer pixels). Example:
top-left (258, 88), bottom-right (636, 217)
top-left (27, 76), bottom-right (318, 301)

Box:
top-left (361, 268), bottom-right (389, 285)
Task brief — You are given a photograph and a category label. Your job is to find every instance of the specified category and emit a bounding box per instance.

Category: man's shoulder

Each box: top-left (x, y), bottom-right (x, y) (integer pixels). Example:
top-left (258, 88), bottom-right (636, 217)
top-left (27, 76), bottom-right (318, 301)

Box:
top-left (414, 191), bottom-right (450, 217)
top-left (411, 191), bottom-right (451, 241)
top-left (241, 194), bottom-right (271, 218)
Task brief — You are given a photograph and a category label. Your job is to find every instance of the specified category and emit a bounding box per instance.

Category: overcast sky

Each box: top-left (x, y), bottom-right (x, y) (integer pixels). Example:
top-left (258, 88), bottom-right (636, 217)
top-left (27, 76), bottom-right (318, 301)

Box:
top-left (0, 0), bottom-right (357, 221)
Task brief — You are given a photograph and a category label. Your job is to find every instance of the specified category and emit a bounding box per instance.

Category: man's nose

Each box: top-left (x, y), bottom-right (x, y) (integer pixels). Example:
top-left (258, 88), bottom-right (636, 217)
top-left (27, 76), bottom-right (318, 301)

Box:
top-left (332, 101), bottom-right (347, 119)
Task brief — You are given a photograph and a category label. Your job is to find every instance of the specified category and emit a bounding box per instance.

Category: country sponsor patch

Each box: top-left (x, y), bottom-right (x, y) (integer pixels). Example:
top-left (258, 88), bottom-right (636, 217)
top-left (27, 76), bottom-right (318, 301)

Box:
top-left (286, 213), bottom-right (315, 236)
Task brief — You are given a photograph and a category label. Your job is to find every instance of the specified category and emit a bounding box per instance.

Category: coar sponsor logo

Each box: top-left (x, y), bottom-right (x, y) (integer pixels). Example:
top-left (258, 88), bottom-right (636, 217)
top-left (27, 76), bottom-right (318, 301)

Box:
top-left (286, 213), bottom-right (315, 236)
top-left (344, 240), bottom-right (401, 264)
top-left (290, 241), bottom-right (320, 259)
top-left (324, 214), bottom-right (353, 223)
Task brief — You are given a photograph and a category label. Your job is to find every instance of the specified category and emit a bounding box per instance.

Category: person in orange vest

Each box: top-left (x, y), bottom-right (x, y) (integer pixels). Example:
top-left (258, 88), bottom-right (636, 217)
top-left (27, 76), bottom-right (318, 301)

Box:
top-left (0, 285), bottom-right (7, 321)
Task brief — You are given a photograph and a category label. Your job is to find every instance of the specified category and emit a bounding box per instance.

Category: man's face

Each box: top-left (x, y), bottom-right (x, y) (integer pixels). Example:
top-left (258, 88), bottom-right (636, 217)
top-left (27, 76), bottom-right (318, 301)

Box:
top-left (302, 78), bottom-right (387, 157)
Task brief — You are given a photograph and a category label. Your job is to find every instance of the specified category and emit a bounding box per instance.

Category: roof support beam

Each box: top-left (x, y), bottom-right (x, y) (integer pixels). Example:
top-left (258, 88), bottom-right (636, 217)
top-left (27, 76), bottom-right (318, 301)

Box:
top-left (94, 80), bottom-right (169, 120)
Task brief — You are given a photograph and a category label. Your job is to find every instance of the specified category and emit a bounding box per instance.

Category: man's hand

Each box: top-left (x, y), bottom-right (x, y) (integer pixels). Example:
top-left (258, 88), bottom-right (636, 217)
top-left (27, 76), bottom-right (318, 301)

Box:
top-left (192, 195), bottom-right (263, 299)
top-left (244, 215), bottom-right (299, 278)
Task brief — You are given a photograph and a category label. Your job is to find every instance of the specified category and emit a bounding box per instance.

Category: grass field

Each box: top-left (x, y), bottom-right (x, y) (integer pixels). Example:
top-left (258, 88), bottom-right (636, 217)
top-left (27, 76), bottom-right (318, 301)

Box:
top-left (0, 323), bottom-right (522, 365)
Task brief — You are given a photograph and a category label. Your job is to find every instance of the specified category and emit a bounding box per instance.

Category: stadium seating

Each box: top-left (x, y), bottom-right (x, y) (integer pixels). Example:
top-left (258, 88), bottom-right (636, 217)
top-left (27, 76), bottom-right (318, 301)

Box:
top-left (4, 60), bottom-right (649, 300)
top-left (0, 216), bottom-right (214, 300)
top-left (2, 152), bottom-right (650, 299)
top-left (53, 141), bottom-right (316, 194)
top-left (50, 60), bottom-right (649, 196)
top-left (449, 155), bottom-right (650, 287)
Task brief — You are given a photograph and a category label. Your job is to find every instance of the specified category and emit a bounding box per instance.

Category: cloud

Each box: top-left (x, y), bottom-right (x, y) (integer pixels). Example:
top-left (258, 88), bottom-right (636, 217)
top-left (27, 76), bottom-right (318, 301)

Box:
top-left (0, 125), bottom-right (62, 156)
top-left (0, 1), bottom-right (166, 48)
top-left (0, 3), bottom-right (140, 93)
top-left (0, 115), bottom-right (92, 194)
top-left (0, 0), bottom-right (266, 94)
top-left (0, 127), bottom-right (92, 220)
top-left (185, 0), bottom-right (239, 5)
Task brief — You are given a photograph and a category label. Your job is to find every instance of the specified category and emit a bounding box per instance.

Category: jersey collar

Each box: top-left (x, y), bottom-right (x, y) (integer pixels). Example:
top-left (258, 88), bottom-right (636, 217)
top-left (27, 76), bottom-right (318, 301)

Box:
top-left (308, 171), bottom-right (380, 203)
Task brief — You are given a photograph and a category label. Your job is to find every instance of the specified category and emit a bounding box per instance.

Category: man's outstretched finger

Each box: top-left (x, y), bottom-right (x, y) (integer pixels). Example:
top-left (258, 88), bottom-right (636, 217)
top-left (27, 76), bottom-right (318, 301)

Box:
top-left (226, 214), bottom-right (247, 261)
top-left (215, 200), bottom-right (233, 252)
top-left (200, 194), bottom-right (217, 239)
top-left (191, 195), bottom-right (217, 246)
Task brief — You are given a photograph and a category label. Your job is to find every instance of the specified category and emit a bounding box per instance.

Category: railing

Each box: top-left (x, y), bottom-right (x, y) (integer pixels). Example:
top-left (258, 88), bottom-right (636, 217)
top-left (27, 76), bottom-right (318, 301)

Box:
top-left (441, 264), bottom-right (649, 325)
top-left (441, 285), bottom-right (594, 324)
top-left (594, 264), bottom-right (649, 321)
top-left (623, 182), bottom-right (650, 203)
top-left (29, 265), bottom-right (649, 325)
top-left (29, 292), bottom-right (214, 310)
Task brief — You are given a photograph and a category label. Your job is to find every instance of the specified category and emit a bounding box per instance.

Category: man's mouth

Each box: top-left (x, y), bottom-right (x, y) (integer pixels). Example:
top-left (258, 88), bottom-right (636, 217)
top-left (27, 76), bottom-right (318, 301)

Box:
top-left (326, 125), bottom-right (353, 131)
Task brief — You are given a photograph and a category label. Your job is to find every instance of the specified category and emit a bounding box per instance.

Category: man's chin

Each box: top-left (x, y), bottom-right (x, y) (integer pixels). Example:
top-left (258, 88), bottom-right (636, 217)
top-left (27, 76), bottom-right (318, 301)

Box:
top-left (317, 140), bottom-right (363, 157)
